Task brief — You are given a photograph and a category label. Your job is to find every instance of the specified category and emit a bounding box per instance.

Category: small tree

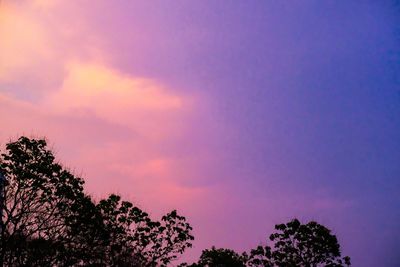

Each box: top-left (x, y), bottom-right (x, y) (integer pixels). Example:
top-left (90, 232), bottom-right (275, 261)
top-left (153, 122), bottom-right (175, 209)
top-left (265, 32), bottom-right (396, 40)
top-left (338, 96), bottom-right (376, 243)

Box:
top-left (184, 246), bottom-right (246, 267)
top-left (249, 219), bottom-right (351, 267)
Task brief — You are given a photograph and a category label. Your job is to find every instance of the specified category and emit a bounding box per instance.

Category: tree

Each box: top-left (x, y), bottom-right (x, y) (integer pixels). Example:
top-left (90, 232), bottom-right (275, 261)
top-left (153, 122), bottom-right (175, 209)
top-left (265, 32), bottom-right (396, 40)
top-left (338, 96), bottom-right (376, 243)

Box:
top-left (185, 219), bottom-right (350, 267)
top-left (1, 136), bottom-right (351, 266)
top-left (0, 136), bottom-right (194, 266)
top-left (248, 219), bottom-right (351, 267)
top-left (0, 137), bottom-right (90, 266)
top-left (58, 194), bottom-right (108, 266)
top-left (96, 194), bottom-right (194, 266)
top-left (183, 246), bottom-right (246, 267)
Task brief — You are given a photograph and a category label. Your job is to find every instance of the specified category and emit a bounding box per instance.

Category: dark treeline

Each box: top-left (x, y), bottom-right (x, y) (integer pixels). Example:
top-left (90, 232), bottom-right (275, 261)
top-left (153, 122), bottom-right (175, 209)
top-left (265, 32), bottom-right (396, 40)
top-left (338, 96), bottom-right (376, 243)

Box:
top-left (0, 137), bottom-right (193, 266)
top-left (182, 218), bottom-right (350, 267)
top-left (0, 137), bottom-right (350, 267)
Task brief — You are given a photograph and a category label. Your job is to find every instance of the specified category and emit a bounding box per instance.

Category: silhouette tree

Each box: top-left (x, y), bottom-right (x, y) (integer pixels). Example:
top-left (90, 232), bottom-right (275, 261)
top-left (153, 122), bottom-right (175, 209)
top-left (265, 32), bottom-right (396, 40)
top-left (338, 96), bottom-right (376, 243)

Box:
top-left (0, 137), bottom-right (90, 265)
top-left (1, 137), bottom-right (351, 267)
top-left (96, 194), bottom-right (194, 266)
top-left (0, 137), bottom-right (194, 266)
top-left (182, 246), bottom-right (246, 267)
top-left (185, 219), bottom-right (350, 267)
top-left (59, 194), bottom-right (108, 266)
top-left (248, 219), bottom-right (351, 267)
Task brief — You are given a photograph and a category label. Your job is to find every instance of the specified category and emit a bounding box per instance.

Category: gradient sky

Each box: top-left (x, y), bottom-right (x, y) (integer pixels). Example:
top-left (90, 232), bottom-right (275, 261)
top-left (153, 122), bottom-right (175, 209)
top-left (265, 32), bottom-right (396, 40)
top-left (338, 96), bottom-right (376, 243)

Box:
top-left (1, 1), bottom-right (400, 266)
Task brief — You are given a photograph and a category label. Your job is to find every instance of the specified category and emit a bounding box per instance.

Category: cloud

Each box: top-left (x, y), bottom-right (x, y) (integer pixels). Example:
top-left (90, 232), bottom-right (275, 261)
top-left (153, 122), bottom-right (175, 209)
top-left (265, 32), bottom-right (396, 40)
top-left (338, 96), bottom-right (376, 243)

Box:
top-left (0, 3), bottom-right (51, 82)
top-left (0, 0), bottom-right (198, 199)
top-left (29, 57), bottom-right (191, 146)
top-left (0, 0), bottom-right (192, 139)
top-left (31, 0), bottom-right (61, 9)
top-left (53, 61), bottom-right (182, 110)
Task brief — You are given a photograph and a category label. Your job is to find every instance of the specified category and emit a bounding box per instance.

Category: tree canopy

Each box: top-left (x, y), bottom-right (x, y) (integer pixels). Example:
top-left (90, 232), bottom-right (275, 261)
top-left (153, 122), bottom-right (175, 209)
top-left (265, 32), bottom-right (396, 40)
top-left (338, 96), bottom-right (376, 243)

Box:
top-left (0, 136), bottom-right (350, 266)
top-left (183, 246), bottom-right (246, 267)
top-left (185, 219), bottom-right (350, 267)
top-left (0, 137), bottom-right (194, 266)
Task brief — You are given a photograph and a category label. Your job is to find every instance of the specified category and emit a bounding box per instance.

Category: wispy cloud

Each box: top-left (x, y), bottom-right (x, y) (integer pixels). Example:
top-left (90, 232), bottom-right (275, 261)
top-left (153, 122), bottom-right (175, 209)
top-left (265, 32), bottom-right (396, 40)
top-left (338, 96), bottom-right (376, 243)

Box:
top-left (0, 0), bottom-right (201, 200)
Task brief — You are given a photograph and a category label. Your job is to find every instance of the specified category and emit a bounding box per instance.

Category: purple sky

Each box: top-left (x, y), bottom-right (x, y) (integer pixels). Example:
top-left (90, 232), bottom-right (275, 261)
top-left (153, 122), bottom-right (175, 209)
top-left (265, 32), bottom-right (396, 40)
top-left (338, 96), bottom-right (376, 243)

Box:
top-left (1, 1), bottom-right (400, 266)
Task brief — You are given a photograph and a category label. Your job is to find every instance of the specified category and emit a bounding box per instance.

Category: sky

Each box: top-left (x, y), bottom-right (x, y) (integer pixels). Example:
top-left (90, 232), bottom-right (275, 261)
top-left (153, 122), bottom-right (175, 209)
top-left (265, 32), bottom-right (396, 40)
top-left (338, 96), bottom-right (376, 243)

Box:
top-left (1, 0), bottom-right (400, 266)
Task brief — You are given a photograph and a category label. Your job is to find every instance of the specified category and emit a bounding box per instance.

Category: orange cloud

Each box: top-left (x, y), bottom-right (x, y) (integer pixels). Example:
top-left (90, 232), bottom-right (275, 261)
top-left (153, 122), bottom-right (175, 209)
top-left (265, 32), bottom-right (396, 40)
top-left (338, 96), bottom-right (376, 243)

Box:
top-left (51, 61), bottom-right (182, 111)
top-left (0, 0), bottom-right (192, 138)
top-left (44, 61), bottom-right (187, 139)
top-left (0, 0), bottom-right (200, 208)
top-left (31, 0), bottom-right (61, 9)
top-left (0, 0), bottom-right (206, 217)
top-left (0, 3), bottom-right (52, 81)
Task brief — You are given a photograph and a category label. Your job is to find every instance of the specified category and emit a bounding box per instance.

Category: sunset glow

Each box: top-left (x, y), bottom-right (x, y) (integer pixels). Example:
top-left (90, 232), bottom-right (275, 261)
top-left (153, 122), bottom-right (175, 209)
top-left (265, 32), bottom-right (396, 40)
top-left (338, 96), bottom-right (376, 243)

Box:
top-left (1, 1), bottom-right (399, 266)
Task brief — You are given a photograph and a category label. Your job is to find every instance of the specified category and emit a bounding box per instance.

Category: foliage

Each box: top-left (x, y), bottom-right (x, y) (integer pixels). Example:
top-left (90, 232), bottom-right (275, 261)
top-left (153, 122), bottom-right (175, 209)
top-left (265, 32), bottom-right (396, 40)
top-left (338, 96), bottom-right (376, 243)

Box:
top-left (0, 136), bottom-right (194, 266)
top-left (96, 194), bottom-right (194, 266)
top-left (0, 136), bottom-right (351, 267)
top-left (246, 245), bottom-right (272, 267)
top-left (265, 219), bottom-right (351, 267)
top-left (186, 219), bottom-right (350, 267)
top-left (0, 137), bottom-right (87, 265)
top-left (182, 246), bottom-right (246, 267)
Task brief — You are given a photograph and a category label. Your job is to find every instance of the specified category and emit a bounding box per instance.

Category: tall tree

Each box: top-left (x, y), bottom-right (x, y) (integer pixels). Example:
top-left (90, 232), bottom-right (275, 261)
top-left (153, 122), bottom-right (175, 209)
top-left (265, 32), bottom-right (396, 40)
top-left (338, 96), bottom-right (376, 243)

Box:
top-left (97, 194), bottom-right (194, 266)
top-left (0, 136), bottom-right (194, 266)
top-left (0, 137), bottom-right (90, 265)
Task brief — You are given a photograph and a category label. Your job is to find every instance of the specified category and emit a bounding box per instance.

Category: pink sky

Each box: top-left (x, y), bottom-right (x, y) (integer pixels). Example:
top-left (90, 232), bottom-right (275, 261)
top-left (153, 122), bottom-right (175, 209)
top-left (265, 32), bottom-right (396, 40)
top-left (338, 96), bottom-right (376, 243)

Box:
top-left (0, 1), bottom-right (263, 261)
top-left (2, 1), bottom-right (400, 266)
